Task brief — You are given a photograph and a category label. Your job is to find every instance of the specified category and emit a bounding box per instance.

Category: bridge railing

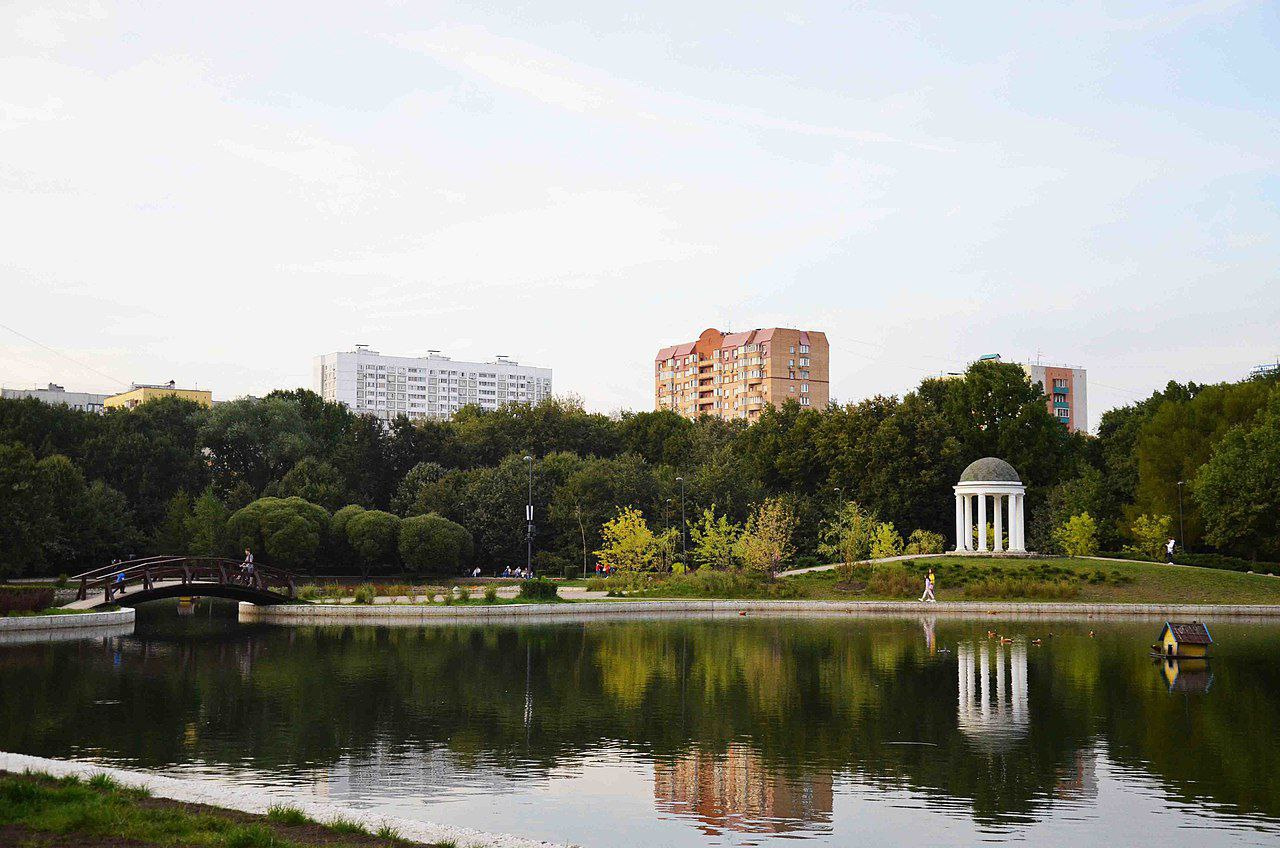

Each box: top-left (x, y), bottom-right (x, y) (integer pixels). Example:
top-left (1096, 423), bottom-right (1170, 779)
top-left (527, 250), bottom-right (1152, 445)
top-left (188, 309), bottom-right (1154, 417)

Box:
top-left (72, 556), bottom-right (296, 606)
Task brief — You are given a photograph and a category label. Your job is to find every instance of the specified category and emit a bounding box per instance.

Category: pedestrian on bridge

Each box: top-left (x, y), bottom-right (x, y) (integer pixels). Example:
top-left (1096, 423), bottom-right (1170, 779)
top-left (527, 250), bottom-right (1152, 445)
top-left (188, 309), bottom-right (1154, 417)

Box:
top-left (241, 549), bottom-right (255, 585)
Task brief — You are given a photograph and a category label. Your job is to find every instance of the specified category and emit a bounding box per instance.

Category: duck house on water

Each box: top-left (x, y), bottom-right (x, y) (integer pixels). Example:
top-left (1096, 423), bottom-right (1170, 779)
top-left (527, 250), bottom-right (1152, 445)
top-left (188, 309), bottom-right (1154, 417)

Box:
top-left (1153, 622), bottom-right (1212, 658)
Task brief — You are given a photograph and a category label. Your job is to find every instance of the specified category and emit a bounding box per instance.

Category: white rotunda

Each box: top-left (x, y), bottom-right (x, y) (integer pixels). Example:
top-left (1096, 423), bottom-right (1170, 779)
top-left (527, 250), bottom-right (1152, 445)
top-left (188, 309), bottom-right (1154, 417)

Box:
top-left (953, 457), bottom-right (1027, 553)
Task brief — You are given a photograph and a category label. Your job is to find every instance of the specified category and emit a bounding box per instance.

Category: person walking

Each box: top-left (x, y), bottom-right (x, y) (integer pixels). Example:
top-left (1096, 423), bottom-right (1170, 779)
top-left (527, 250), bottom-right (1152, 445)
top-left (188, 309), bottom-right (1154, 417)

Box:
top-left (241, 548), bottom-right (254, 585)
top-left (1165, 538), bottom-right (1176, 563)
top-left (919, 570), bottom-right (936, 603)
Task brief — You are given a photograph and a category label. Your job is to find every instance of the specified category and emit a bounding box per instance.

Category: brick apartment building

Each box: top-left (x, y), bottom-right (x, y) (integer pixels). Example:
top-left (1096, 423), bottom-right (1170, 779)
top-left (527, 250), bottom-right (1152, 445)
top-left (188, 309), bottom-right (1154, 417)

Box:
top-left (654, 327), bottom-right (830, 421)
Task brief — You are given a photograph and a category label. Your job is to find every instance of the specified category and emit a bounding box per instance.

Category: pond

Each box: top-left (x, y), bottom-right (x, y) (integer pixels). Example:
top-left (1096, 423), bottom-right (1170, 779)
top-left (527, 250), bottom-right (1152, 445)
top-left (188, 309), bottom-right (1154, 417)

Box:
top-left (2, 602), bottom-right (1279, 847)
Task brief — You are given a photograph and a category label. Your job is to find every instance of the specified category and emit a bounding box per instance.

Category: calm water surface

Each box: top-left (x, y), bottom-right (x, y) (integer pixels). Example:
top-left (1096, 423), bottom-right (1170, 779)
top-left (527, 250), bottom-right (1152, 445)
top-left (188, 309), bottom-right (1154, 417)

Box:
top-left (3, 602), bottom-right (1280, 847)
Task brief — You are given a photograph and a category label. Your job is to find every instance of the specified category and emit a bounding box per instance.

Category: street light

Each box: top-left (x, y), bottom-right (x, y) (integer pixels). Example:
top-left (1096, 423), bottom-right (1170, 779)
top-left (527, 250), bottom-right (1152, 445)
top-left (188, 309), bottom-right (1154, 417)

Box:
top-left (664, 498), bottom-right (673, 572)
top-left (675, 477), bottom-right (687, 565)
top-left (834, 486), bottom-right (843, 506)
top-left (1176, 480), bottom-right (1186, 552)
top-left (523, 455), bottom-right (534, 575)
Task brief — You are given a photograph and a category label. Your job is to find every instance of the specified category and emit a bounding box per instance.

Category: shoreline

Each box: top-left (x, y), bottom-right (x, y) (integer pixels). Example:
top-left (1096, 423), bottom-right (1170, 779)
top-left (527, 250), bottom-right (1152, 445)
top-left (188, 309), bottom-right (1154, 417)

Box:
top-left (239, 598), bottom-right (1280, 625)
top-left (0, 751), bottom-right (573, 848)
top-left (0, 608), bottom-right (134, 643)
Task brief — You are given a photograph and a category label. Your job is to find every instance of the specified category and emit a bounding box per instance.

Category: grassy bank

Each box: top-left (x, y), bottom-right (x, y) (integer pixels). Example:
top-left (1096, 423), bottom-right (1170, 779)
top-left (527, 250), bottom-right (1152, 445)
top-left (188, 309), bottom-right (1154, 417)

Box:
top-left (779, 556), bottom-right (1280, 604)
top-left (0, 770), bottom-right (455, 848)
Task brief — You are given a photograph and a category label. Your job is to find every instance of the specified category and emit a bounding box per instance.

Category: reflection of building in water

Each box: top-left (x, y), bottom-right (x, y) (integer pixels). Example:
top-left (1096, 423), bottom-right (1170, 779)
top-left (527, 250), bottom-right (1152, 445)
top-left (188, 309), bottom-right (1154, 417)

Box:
top-left (1055, 748), bottom-right (1099, 800)
top-left (1161, 658), bottom-right (1214, 694)
top-left (957, 641), bottom-right (1030, 751)
top-left (653, 744), bottom-right (832, 835)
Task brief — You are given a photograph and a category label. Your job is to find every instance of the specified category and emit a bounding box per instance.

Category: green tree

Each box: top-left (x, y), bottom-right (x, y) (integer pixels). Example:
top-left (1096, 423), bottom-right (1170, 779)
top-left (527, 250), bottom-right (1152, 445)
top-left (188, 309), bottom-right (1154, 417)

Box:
top-left (345, 509), bottom-right (402, 577)
top-left (399, 513), bottom-right (474, 574)
top-left (225, 497), bottom-right (329, 571)
top-left (391, 461), bottom-right (446, 515)
top-left (0, 442), bottom-right (45, 578)
top-left (1055, 513), bottom-right (1099, 558)
top-left (689, 506), bottom-right (742, 571)
top-left (869, 522), bottom-right (904, 560)
top-left (276, 458), bottom-right (348, 511)
top-left (152, 491), bottom-right (193, 554)
top-left (187, 489), bottom-right (229, 556)
top-left (1194, 390), bottom-right (1280, 560)
top-left (595, 507), bottom-right (663, 572)
top-left (819, 501), bottom-right (877, 566)
top-left (1127, 513), bottom-right (1173, 561)
top-left (735, 497), bottom-right (798, 576)
top-left (200, 397), bottom-right (312, 497)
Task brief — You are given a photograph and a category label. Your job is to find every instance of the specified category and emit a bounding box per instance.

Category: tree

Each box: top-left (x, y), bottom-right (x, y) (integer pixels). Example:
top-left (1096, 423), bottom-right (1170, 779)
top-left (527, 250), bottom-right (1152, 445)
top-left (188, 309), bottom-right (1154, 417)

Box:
top-left (200, 397), bottom-right (313, 497)
top-left (187, 489), bottom-right (229, 556)
top-left (689, 506), bottom-right (741, 571)
top-left (0, 442), bottom-right (45, 578)
top-left (869, 522), bottom-right (904, 560)
top-left (345, 509), bottom-right (402, 577)
top-left (399, 513), bottom-right (473, 574)
top-left (595, 507), bottom-right (664, 572)
top-left (904, 529), bottom-right (945, 555)
top-left (1055, 513), bottom-right (1099, 558)
top-left (1194, 390), bottom-right (1280, 560)
top-left (736, 498), bottom-right (798, 576)
top-left (818, 501), bottom-right (877, 566)
top-left (1127, 514), bottom-right (1172, 561)
top-left (391, 461), bottom-right (447, 515)
top-left (152, 491), bottom-right (193, 554)
top-left (276, 458), bottom-right (348, 511)
top-left (225, 497), bottom-right (330, 571)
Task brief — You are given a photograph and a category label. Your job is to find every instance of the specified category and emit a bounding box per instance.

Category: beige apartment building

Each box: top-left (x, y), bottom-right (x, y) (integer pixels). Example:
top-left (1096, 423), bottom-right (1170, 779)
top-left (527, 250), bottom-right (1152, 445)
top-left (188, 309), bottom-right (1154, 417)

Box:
top-left (654, 327), bottom-right (830, 421)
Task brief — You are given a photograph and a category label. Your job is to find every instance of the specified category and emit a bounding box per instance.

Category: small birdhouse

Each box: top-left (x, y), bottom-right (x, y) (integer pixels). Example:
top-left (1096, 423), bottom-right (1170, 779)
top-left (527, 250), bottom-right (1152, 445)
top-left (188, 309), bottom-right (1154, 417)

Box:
top-left (1158, 621), bottom-right (1212, 658)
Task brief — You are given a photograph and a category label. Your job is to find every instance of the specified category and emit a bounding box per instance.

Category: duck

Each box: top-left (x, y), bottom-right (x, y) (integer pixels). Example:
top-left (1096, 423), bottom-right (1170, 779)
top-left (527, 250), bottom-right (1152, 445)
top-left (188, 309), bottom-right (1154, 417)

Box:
top-left (1031, 638), bottom-right (1042, 646)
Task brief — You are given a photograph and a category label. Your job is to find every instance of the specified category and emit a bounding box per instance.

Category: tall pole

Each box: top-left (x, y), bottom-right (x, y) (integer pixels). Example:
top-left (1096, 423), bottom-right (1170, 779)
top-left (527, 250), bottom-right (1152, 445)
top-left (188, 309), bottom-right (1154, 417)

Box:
top-left (665, 498), bottom-right (673, 572)
top-left (676, 477), bottom-right (687, 565)
top-left (1176, 480), bottom-right (1185, 551)
top-left (524, 455), bottom-right (533, 575)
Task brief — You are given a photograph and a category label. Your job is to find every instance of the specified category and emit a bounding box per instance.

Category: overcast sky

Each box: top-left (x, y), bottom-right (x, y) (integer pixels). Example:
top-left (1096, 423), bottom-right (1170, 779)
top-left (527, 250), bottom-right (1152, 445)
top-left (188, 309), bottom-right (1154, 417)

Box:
top-left (2, 1), bottom-right (1277, 430)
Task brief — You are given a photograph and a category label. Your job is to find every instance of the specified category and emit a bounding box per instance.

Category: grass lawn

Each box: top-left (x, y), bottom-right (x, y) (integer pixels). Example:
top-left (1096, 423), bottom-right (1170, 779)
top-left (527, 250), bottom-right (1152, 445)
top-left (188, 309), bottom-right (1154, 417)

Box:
top-left (2, 607), bottom-right (114, 618)
top-left (0, 770), bottom-right (455, 848)
top-left (783, 556), bottom-right (1280, 604)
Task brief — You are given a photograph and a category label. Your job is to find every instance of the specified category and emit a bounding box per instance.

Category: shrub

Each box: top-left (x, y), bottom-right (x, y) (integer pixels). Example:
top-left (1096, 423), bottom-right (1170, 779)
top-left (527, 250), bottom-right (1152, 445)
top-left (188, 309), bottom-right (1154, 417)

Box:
top-left (962, 577), bottom-right (1079, 600)
top-left (904, 530), bottom-right (946, 556)
top-left (819, 501), bottom-right (877, 565)
top-left (346, 510), bottom-right (402, 577)
top-left (518, 578), bottom-right (559, 601)
top-left (456, 586), bottom-right (471, 602)
top-left (585, 576), bottom-right (609, 591)
top-left (0, 586), bottom-right (55, 614)
top-left (1055, 513), bottom-right (1099, 557)
top-left (55, 573), bottom-right (69, 588)
top-left (225, 496), bottom-right (330, 571)
top-left (483, 585), bottom-right (498, 603)
top-left (562, 564), bottom-right (579, 578)
top-left (296, 584), bottom-right (321, 600)
top-left (869, 522), bottom-right (904, 559)
top-left (1127, 513), bottom-right (1172, 561)
top-left (639, 570), bottom-right (801, 599)
top-left (352, 584), bottom-right (375, 604)
top-left (866, 563), bottom-right (916, 597)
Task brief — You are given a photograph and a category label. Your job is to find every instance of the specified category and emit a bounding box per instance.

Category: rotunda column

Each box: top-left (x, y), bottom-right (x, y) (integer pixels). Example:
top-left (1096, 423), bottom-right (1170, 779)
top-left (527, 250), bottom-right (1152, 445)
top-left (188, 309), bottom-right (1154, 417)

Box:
top-left (954, 494), bottom-right (964, 552)
top-left (993, 494), bottom-right (1004, 553)
top-left (977, 493), bottom-right (988, 552)
top-left (962, 493), bottom-right (972, 551)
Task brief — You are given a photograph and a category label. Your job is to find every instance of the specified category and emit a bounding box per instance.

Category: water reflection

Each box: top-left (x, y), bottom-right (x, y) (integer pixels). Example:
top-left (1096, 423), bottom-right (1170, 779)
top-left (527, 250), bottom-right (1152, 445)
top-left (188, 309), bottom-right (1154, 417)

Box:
top-left (956, 640), bottom-right (1029, 751)
top-left (1, 601), bottom-right (1279, 846)
top-left (654, 745), bottom-right (833, 836)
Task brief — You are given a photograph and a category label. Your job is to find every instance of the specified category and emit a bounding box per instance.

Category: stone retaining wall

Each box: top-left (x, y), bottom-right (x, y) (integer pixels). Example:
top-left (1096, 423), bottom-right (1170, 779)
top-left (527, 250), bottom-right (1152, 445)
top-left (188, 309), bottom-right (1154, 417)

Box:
top-left (240, 599), bottom-right (1280, 625)
top-left (0, 608), bottom-right (134, 633)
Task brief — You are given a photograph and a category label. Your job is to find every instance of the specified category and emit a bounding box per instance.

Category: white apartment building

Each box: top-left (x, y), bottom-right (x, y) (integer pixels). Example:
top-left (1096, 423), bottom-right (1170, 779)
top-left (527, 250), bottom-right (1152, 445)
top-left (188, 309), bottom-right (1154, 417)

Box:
top-left (314, 345), bottom-right (553, 421)
top-left (1, 383), bottom-right (110, 413)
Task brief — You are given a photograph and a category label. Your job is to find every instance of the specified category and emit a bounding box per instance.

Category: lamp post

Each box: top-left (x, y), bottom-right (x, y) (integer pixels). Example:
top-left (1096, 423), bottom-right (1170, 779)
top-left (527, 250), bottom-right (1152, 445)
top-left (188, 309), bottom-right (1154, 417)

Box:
top-left (665, 498), bottom-right (673, 572)
top-left (834, 486), bottom-right (843, 507)
top-left (1176, 480), bottom-right (1186, 551)
top-left (523, 455), bottom-right (533, 575)
top-left (675, 477), bottom-right (687, 565)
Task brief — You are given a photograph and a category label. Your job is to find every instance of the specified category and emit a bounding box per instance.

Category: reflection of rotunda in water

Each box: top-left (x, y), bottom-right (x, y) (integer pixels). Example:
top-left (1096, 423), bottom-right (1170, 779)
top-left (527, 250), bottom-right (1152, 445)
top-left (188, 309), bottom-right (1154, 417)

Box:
top-left (957, 640), bottom-right (1030, 751)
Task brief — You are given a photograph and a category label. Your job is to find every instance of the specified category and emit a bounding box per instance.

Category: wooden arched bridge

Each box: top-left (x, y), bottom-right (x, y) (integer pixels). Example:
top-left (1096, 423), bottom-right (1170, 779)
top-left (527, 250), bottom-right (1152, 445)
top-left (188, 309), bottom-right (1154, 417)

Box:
top-left (64, 556), bottom-right (298, 610)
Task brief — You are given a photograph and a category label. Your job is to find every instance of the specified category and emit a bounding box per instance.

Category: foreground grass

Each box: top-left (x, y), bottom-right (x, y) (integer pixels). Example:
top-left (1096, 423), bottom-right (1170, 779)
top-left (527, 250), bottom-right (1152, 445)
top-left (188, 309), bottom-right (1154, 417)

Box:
top-left (0, 771), bottom-right (454, 847)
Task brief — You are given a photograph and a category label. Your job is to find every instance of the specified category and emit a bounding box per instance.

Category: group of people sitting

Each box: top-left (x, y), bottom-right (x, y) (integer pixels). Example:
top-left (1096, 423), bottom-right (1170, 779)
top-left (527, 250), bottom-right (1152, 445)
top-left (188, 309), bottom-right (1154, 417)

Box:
top-left (500, 566), bottom-right (534, 579)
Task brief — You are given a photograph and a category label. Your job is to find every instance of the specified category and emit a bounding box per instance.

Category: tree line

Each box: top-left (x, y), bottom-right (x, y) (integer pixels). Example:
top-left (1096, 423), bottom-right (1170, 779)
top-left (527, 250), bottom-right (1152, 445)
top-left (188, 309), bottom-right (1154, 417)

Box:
top-left (1, 360), bottom-right (1276, 578)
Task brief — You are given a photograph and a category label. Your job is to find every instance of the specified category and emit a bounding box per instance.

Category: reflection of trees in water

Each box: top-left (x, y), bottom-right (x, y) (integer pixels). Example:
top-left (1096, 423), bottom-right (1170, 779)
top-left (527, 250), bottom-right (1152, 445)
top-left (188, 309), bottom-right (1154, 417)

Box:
top-left (2, 616), bottom-right (1279, 826)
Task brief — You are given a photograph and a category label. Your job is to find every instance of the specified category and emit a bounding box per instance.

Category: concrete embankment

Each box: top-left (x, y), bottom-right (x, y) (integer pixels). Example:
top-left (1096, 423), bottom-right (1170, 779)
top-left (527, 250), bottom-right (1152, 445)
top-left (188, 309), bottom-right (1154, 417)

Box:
top-left (0, 751), bottom-right (570, 848)
top-left (0, 609), bottom-right (135, 644)
top-left (240, 599), bottom-right (1280, 625)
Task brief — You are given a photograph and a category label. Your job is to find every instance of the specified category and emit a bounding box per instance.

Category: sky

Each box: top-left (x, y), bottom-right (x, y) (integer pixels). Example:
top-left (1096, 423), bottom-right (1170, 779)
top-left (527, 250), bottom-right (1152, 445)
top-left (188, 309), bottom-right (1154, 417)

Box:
top-left (1, 1), bottom-right (1277, 431)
